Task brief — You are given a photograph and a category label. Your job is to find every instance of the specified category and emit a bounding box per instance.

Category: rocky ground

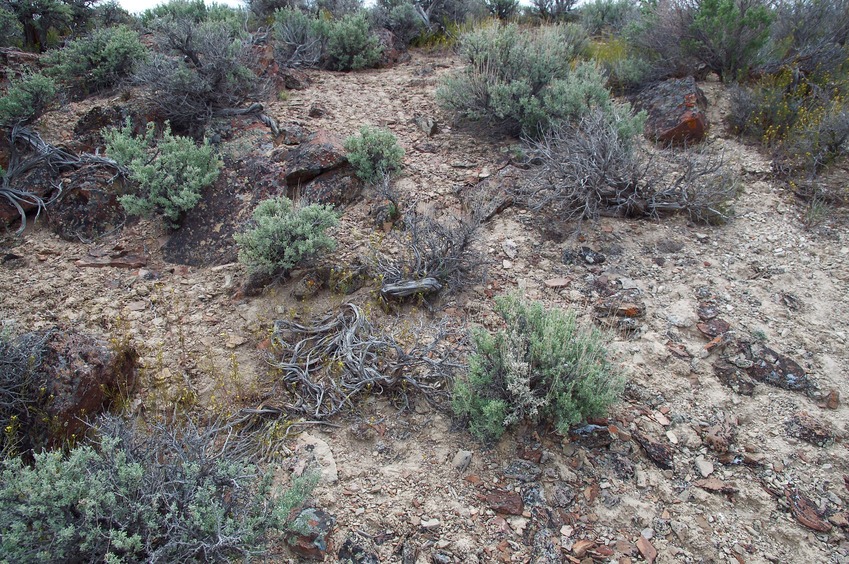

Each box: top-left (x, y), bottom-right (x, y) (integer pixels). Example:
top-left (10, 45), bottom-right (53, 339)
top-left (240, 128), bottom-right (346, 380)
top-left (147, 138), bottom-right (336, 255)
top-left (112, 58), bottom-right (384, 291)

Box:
top-left (2, 50), bottom-right (849, 563)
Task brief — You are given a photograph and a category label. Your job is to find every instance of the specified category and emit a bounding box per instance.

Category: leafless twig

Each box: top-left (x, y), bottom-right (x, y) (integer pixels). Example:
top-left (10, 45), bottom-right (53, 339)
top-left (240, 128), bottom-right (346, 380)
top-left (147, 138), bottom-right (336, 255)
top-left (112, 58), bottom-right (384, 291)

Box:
top-left (264, 303), bottom-right (460, 419)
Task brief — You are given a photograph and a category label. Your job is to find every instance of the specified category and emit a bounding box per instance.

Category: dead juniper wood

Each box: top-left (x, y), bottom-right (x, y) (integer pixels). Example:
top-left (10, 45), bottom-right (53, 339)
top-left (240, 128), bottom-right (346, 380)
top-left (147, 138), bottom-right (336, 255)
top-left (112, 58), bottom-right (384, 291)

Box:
top-left (265, 303), bottom-right (460, 418)
top-left (1, 126), bottom-right (124, 234)
top-left (374, 206), bottom-right (484, 301)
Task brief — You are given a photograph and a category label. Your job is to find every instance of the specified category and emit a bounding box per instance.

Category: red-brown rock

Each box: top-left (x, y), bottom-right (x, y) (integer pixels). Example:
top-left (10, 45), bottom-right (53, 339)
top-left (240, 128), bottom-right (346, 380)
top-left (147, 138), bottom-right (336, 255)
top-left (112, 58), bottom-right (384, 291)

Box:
top-left (286, 508), bottom-right (335, 560)
top-left (484, 489), bottom-right (524, 515)
top-left (41, 328), bottom-right (138, 442)
top-left (633, 77), bottom-right (709, 146)
top-left (298, 165), bottom-right (362, 208)
top-left (281, 130), bottom-right (348, 186)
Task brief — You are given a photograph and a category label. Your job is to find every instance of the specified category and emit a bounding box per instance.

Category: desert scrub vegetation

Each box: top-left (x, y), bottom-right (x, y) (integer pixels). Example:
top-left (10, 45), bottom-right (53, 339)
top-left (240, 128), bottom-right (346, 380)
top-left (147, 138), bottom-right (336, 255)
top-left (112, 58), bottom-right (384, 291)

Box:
top-left (272, 8), bottom-right (385, 71)
top-left (452, 294), bottom-right (624, 443)
top-left (344, 125), bottom-right (405, 185)
top-left (133, 11), bottom-right (258, 132)
top-left (104, 120), bottom-right (222, 226)
top-left (235, 196), bottom-right (339, 276)
top-left (0, 73), bottom-right (57, 127)
top-left (523, 109), bottom-right (739, 225)
top-left (265, 303), bottom-right (459, 417)
top-left (0, 415), bottom-right (319, 562)
top-left (0, 328), bottom-right (52, 458)
top-left (627, 0), bottom-right (773, 82)
top-left (436, 21), bottom-right (638, 138)
top-left (729, 64), bottom-right (849, 180)
top-left (580, 0), bottom-right (638, 37)
top-left (44, 25), bottom-right (148, 96)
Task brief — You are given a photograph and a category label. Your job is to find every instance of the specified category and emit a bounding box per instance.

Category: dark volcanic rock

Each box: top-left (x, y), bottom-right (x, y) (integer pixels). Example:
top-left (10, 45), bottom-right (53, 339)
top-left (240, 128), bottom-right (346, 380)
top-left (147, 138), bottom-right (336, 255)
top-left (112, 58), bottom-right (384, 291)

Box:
top-left (286, 508), bottom-right (335, 560)
top-left (48, 167), bottom-right (126, 241)
top-left (298, 165), bottom-right (363, 207)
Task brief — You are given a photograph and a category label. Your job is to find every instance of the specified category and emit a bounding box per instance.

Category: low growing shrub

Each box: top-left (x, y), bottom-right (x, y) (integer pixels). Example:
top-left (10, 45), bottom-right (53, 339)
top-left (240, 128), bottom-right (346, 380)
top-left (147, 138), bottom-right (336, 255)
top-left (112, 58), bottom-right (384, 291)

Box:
top-left (133, 17), bottom-right (258, 131)
top-left (436, 22), bottom-right (615, 137)
top-left (0, 73), bottom-right (57, 127)
top-left (453, 294), bottom-right (623, 442)
top-left (580, 0), bottom-right (638, 36)
top-left (45, 25), bottom-right (148, 96)
top-left (344, 125), bottom-right (404, 184)
top-left (273, 7), bottom-right (324, 68)
top-left (0, 415), bottom-right (318, 562)
top-left (104, 120), bottom-right (222, 225)
top-left (387, 2), bottom-right (426, 47)
top-left (320, 11), bottom-right (384, 71)
top-left (235, 196), bottom-right (339, 276)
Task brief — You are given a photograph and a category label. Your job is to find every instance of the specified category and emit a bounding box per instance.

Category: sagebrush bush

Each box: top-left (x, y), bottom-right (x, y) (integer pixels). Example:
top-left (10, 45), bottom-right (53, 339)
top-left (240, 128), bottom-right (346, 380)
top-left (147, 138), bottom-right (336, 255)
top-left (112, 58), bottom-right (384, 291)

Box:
top-left (133, 17), bottom-right (257, 131)
top-left (235, 196), bottom-right (339, 275)
top-left (587, 37), bottom-right (654, 93)
top-left (344, 125), bottom-right (404, 184)
top-left (273, 7), bottom-right (324, 68)
top-left (104, 120), bottom-right (222, 225)
top-left (436, 22), bottom-right (617, 137)
top-left (0, 415), bottom-right (318, 562)
top-left (580, 0), bottom-right (638, 36)
top-left (44, 25), bottom-right (148, 95)
top-left (486, 0), bottom-right (519, 20)
top-left (453, 294), bottom-right (623, 442)
top-left (0, 73), bottom-right (57, 127)
top-left (387, 2), bottom-right (426, 46)
top-left (320, 11), bottom-right (384, 71)
top-left (524, 109), bottom-right (738, 224)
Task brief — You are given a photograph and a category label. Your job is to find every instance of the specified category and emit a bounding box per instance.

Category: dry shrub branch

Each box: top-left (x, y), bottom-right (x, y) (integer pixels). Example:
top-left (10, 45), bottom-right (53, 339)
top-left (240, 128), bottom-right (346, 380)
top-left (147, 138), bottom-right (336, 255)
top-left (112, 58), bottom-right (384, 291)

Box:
top-left (265, 303), bottom-right (460, 419)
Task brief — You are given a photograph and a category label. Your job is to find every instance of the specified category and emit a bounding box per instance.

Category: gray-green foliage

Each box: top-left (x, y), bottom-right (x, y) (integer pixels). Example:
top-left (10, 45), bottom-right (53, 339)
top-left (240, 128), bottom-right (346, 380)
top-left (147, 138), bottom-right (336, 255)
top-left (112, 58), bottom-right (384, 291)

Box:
top-left (453, 294), bottom-right (623, 442)
top-left (44, 25), bottom-right (149, 95)
top-left (235, 196), bottom-right (339, 275)
top-left (273, 7), bottom-right (324, 67)
top-left (580, 0), bottom-right (639, 36)
top-left (344, 125), bottom-right (404, 185)
top-left (436, 22), bottom-right (619, 138)
top-left (0, 73), bottom-right (57, 127)
top-left (320, 11), bottom-right (384, 71)
top-left (104, 121), bottom-right (222, 225)
top-left (387, 2), bottom-right (425, 46)
top-left (0, 416), bottom-right (318, 563)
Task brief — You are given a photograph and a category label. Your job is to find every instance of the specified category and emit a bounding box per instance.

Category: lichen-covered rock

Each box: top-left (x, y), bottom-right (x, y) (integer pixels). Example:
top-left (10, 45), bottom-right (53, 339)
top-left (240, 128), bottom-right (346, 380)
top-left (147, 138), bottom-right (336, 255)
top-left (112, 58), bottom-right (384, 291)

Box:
top-left (299, 165), bottom-right (362, 207)
top-left (48, 168), bottom-right (126, 241)
top-left (286, 508), bottom-right (335, 560)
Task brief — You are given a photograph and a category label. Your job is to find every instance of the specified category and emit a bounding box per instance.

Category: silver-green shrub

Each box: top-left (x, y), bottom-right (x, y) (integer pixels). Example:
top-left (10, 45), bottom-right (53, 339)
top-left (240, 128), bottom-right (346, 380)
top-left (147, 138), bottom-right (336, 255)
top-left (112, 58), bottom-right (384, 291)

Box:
top-left (104, 121), bottom-right (222, 225)
top-left (319, 11), bottom-right (384, 71)
top-left (44, 25), bottom-right (148, 96)
top-left (0, 73), bottom-right (57, 127)
top-left (235, 196), bottom-right (339, 275)
top-left (453, 294), bottom-right (623, 442)
top-left (0, 415), bottom-right (318, 562)
top-left (344, 125), bottom-right (404, 185)
top-left (436, 22), bottom-right (620, 137)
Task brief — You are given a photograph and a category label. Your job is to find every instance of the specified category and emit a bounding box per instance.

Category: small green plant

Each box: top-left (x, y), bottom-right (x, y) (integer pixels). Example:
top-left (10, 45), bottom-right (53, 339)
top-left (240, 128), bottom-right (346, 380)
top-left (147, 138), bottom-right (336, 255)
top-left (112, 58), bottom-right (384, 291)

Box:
top-left (104, 120), bottom-right (222, 226)
top-left (0, 73), bottom-right (57, 127)
top-left (344, 125), bottom-right (405, 185)
top-left (320, 11), bottom-right (384, 71)
top-left (436, 22), bottom-right (615, 137)
top-left (0, 415), bottom-right (319, 562)
top-left (235, 196), bottom-right (339, 276)
top-left (44, 25), bottom-right (148, 95)
top-left (453, 294), bottom-right (623, 442)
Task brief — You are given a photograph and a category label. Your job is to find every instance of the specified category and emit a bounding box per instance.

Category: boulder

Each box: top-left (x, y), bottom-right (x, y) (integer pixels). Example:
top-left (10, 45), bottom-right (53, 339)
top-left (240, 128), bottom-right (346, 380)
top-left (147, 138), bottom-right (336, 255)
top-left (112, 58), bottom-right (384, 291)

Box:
top-left (72, 105), bottom-right (136, 152)
top-left (41, 328), bottom-right (138, 443)
top-left (281, 130), bottom-right (348, 186)
top-left (298, 165), bottom-right (362, 207)
top-left (376, 29), bottom-right (410, 67)
top-left (281, 68), bottom-right (311, 90)
top-left (633, 77), bottom-right (708, 146)
top-left (0, 165), bottom-right (57, 230)
top-left (47, 167), bottom-right (126, 241)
